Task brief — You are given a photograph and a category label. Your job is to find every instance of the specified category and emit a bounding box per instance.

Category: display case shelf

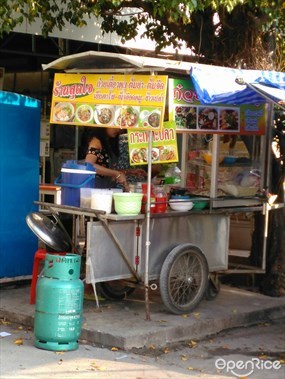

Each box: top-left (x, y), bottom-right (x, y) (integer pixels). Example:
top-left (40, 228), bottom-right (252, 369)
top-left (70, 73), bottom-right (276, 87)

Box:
top-left (182, 134), bottom-right (264, 207)
top-left (188, 158), bottom-right (253, 168)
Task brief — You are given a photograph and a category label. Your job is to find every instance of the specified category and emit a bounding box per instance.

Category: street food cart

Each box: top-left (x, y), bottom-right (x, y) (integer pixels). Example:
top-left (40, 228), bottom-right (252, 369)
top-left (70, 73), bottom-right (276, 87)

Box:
top-left (34, 52), bottom-right (284, 317)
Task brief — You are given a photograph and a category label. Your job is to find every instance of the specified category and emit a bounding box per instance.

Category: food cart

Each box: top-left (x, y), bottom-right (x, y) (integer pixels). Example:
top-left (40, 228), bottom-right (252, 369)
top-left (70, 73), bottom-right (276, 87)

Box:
top-left (34, 52), bottom-right (284, 317)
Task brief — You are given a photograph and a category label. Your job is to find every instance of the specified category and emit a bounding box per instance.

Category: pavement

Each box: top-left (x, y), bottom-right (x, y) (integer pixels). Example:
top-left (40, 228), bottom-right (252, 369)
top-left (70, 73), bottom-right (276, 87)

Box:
top-left (1, 282), bottom-right (285, 351)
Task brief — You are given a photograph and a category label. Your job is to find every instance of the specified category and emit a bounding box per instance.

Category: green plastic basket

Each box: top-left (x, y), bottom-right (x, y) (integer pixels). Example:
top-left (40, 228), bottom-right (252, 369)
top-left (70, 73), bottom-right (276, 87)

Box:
top-left (113, 193), bottom-right (143, 215)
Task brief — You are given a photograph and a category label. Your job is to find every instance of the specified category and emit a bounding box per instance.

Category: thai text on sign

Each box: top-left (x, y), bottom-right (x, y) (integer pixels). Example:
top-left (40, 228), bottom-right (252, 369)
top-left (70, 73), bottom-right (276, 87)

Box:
top-left (50, 74), bottom-right (168, 131)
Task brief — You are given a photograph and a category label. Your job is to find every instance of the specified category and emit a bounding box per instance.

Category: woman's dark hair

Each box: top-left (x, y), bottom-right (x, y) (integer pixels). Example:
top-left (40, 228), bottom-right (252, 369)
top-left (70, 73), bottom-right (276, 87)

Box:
top-left (80, 127), bottom-right (119, 160)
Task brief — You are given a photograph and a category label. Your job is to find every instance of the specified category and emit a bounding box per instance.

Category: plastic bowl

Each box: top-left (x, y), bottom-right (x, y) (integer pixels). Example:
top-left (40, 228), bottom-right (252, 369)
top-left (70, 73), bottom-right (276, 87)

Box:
top-left (113, 193), bottom-right (143, 215)
top-left (169, 199), bottom-right (194, 212)
top-left (191, 197), bottom-right (209, 210)
top-left (170, 195), bottom-right (191, 200)
top-left (223, 156), bottom-right (237, 164)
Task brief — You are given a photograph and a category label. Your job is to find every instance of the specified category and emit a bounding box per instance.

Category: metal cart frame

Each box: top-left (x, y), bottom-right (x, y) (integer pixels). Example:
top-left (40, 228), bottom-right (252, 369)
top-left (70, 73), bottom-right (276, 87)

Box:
top-left (36, 199), bottom-right (283, 316)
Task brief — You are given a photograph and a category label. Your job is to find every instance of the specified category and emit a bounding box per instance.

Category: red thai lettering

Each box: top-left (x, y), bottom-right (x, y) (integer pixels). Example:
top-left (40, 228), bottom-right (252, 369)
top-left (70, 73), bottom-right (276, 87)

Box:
top-left (53, 76), bottom-right (94, 100)
top-left (174, 84), bottom-right (199, 103)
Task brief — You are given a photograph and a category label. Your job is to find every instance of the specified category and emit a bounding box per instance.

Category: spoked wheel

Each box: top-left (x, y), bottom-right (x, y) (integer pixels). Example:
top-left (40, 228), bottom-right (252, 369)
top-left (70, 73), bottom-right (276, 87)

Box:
top-left (159, 244), bottom-right (209, 314)
top-left (97, 281), bottom-right (135, 300)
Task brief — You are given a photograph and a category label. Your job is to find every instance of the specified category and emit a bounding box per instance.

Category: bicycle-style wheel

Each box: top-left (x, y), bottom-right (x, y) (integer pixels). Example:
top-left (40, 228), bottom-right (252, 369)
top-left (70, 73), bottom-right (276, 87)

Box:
top-left (159, 244), bottom-right (209, 314)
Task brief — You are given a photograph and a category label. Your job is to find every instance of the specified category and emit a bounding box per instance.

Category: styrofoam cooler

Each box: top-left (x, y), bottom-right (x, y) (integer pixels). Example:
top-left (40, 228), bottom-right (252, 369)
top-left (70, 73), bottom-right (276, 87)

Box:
top-left (55, 161), bottom-right (96, 207)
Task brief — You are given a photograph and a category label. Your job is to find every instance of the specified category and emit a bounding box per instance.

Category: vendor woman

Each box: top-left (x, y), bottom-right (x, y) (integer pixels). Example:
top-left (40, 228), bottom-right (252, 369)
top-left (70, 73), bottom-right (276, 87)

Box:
top-left (84, 127), bottom-right (146, 190)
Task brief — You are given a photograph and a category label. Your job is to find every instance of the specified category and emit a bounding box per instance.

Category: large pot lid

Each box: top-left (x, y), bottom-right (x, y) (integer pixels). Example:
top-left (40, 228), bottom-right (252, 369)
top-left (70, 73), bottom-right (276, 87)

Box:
top-left (26, 212), bottom-right (72, 252)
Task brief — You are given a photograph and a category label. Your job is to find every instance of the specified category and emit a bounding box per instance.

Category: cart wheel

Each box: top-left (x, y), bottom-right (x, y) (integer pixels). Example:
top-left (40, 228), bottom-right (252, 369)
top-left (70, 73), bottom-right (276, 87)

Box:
top-left (159, 244), bottom-right (209, 314)
top-left (204, 275), bottom-right (220, 301)
top-left (97, 281), bottom-right (135, 300)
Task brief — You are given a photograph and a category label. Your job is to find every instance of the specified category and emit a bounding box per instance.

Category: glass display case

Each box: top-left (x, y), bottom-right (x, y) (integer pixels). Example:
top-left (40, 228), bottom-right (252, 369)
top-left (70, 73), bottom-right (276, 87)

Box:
top-left (180, 133), bottom-right (265, 207)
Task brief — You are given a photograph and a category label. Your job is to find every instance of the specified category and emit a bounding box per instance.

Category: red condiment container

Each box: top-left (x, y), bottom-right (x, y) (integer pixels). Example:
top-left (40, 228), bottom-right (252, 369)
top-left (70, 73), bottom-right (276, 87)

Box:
top-left (155, 185), bottom-right (167, 213)
top-left (141, 183), bottom-right (156, 213)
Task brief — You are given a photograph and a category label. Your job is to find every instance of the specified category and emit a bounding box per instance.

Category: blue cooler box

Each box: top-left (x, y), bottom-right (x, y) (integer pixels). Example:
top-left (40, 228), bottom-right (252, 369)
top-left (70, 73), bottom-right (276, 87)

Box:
top-left (55, 161), bottom-right (96, 207)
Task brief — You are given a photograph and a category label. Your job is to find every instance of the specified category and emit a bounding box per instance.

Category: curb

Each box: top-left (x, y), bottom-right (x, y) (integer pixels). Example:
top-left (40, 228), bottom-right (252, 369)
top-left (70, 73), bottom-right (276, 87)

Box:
top-left (1, 285), bottom-right (285, 350)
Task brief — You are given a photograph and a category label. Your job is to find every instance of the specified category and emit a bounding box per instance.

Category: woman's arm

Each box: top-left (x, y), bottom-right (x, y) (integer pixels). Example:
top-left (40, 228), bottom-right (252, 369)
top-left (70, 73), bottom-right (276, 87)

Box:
top-left (86, 154), bottom-right (127, 184)
top-left (123, 168), bottom-right (147, 177)
top-left (85, 137), bottom-right (128, 187)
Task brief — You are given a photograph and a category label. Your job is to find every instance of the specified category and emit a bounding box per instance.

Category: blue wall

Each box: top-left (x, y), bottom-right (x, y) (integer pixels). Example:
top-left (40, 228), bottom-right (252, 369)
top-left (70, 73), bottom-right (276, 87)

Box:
top-left (0, 91), bottom-right (41, 279)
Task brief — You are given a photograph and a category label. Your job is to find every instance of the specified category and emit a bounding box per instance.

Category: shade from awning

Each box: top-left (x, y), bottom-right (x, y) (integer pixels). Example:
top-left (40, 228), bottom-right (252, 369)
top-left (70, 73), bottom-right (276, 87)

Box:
top-left (190, 64), bottom-right (285, 106)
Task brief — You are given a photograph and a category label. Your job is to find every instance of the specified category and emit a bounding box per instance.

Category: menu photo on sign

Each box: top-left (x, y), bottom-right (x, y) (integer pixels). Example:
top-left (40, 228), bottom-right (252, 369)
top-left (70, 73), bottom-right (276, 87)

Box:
top-left (127, 123), bottom-right (178, 166)
top-left (175, 105), bottom-right (240, 132)
top-left (50, 74), bottom-right (168, 131)
top-left (169, 78), bottom-right (266, 135)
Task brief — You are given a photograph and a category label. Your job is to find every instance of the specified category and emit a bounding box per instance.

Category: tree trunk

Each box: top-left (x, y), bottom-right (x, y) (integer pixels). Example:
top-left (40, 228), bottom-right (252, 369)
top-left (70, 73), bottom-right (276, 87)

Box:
top-left (260, 207), bottom-right (285, 296)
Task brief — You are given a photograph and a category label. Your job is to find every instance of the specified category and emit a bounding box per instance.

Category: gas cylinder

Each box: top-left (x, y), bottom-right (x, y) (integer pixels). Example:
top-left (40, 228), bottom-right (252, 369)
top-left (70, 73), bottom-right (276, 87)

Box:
top-left (34, 253), bottom-right (84, 351)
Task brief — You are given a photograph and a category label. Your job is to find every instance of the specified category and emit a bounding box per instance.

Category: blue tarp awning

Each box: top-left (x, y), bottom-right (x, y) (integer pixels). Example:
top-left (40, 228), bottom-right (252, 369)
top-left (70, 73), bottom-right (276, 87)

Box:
top-left (190, 64), bottom-right (285, 106)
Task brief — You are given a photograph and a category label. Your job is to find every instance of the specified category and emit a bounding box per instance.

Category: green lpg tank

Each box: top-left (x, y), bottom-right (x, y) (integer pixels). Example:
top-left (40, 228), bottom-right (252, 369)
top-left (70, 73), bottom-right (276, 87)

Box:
top-left (34, 253), bottom-right (84, 351)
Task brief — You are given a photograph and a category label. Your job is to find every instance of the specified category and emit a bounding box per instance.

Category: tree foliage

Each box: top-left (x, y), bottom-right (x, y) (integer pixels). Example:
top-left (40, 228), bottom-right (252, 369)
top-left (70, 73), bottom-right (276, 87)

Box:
top-left (0, 0), bottom-right (284, 69)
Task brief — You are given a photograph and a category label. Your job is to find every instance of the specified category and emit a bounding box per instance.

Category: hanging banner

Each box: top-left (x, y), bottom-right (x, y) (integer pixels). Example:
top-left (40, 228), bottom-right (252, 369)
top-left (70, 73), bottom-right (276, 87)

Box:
top-left (168, 79), bottom-right (267, 135)
top-left (127, 123), bottom-right (178, 165)
top-left (50, 73), bottom-right (168, 131)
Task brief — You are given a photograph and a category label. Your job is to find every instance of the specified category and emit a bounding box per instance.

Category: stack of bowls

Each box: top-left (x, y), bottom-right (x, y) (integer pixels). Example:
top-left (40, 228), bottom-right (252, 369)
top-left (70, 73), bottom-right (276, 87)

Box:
top-left (169, 199), bottom-right (194, 211)
top-left (169, 195), bottom-right (193, 211)
top-left (170, 194), bottom-right (209, 211)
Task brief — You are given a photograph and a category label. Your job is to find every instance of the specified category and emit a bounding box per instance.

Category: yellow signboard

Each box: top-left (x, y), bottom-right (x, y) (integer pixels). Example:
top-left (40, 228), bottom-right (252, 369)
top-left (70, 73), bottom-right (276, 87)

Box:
top-left (50, 73), bottom-right (168, 131)
top-left (127, 123), bottom-right (178, 166)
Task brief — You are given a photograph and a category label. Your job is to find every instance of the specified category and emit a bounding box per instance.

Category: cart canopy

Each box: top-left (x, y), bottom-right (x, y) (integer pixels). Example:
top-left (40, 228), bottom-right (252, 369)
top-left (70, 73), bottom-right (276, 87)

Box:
top-left (42, 50), bottom-right (191, 75)
top-left (190, 64), bottom-right (285, 106)
top-left (42, 50), bottom-right (284, 108)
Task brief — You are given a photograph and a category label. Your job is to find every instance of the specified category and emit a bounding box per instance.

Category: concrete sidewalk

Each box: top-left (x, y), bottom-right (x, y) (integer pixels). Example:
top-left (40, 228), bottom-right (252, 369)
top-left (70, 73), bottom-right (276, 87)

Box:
top-left (1, 283), bottom-right (284, 350)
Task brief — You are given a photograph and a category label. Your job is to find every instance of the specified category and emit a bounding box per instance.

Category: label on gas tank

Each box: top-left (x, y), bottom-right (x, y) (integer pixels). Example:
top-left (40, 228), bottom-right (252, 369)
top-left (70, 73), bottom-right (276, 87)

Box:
top-left (58, 288), bottom-right (82, 313)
